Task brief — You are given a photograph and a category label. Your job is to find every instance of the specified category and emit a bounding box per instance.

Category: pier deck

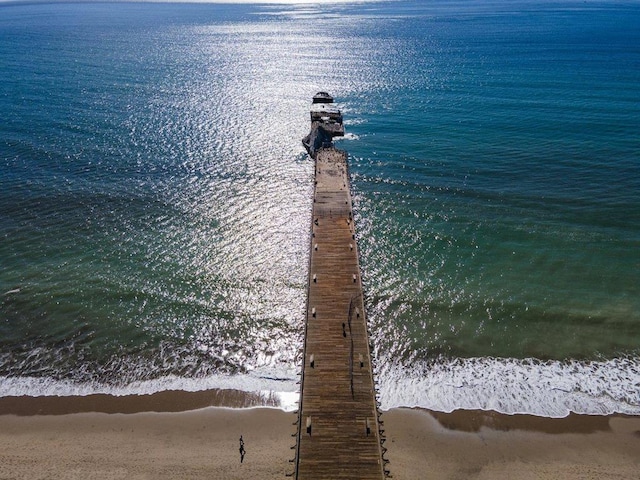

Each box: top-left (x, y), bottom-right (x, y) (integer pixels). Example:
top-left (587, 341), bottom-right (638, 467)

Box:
top-left (294, 148), bottom-right (385, 480)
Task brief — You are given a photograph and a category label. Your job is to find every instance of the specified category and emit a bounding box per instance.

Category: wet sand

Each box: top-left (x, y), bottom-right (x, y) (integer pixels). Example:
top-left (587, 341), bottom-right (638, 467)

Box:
top-left (1, 393), bottom-right (639, 479)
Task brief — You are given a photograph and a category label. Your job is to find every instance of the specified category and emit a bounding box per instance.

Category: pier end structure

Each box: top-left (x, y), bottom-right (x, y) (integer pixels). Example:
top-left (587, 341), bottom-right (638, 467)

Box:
top-left (293, 95), bottom-right (387, 479)
top-left (302, 92), bottom-right (345, 160)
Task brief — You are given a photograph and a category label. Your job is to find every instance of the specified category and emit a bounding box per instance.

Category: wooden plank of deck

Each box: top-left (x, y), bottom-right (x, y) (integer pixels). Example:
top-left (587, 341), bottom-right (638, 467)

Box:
top-left (294, 148), bottom-right (385, 480)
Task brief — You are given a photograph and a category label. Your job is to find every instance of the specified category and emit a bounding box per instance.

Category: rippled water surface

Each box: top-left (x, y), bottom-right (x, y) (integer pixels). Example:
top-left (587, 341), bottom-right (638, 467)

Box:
top-left (1, 0), bottom-right (639, 416)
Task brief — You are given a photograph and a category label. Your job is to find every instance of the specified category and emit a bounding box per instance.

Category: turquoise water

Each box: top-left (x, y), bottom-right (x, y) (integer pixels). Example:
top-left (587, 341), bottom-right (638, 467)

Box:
top-left (1, 0), bottom-right (639, 416)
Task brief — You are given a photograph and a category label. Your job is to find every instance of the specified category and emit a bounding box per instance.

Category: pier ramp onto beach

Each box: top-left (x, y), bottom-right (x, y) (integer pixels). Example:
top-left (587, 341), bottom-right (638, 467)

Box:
top-left (293, 139), bottom-right (387, 479)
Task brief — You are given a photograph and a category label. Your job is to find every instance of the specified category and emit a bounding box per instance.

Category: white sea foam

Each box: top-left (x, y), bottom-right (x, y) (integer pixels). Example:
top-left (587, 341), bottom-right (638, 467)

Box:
top-left (2, 357), bottom-right (639, 417)
top-left (0, 366), bottom-right (300, 411)
top-left (378, 356), bottom-right (640, 417)
top-left (335, 133), bottom-right (360, 141)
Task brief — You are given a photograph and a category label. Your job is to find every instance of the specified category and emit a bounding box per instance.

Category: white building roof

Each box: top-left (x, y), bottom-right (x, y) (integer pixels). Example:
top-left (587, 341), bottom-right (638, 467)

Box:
top-left (310, 103), bottom-right (341, 115)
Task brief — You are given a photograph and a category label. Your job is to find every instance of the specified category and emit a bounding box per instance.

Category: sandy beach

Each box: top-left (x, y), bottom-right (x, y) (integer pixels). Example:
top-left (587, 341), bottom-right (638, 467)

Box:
top-left (1, 393), bottom-right (639, 479)
top-left (384, 409), bottom-right (640, 480)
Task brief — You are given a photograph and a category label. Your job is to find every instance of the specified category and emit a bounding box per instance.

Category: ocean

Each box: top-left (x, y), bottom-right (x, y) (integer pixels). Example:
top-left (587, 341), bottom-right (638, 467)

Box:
top-left (1, 0), bottom-right (639, 417)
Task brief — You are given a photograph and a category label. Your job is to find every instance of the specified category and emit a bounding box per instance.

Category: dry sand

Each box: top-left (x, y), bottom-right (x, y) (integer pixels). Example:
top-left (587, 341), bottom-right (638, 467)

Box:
top-left (1, 395), bottom-right (639, 479)
top-left (0, 407), bottom-right (293, 480)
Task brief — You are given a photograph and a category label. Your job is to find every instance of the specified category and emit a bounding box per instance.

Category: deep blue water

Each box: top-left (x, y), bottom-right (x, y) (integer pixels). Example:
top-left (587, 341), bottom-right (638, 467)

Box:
top-left (1, 0), bottom-right (639, 416)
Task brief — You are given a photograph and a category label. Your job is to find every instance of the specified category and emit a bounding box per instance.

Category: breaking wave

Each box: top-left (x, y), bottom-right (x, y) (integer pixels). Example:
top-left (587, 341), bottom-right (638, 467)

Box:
top-left (379, 356), bottom-right (640, 417)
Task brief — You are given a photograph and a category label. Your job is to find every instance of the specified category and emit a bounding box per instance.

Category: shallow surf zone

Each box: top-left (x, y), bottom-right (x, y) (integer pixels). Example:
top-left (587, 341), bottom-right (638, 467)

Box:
top-left (2, 356), bottom-right (640, 418)
top-left (0, 369), bottom-right (300, 413)
top-left (379, 356), bottom-right (640, 417)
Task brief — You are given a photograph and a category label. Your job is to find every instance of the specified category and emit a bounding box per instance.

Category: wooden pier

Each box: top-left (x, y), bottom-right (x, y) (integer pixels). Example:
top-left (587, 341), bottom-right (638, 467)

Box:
top-left (293, 146), bottom-right (386, 479)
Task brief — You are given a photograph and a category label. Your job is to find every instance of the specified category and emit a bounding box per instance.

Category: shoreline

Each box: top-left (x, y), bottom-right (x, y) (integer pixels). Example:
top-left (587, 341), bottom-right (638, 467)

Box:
top-left (1, 402), bottom-right (639, 479)
top-left (2, 388), bottom-right (639, 427)
top-left (2, 388), bottom-right (638, 427)
top-left (0, 388), bottom-right (285, 416)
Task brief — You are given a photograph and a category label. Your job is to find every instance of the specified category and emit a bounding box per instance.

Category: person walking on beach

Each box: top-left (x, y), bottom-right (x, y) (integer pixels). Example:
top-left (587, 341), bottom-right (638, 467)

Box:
top-left (239, 435), bottom-right (246, 463)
